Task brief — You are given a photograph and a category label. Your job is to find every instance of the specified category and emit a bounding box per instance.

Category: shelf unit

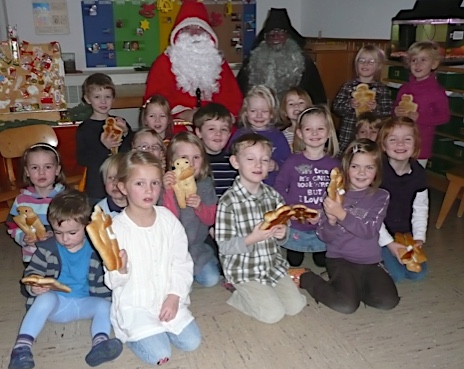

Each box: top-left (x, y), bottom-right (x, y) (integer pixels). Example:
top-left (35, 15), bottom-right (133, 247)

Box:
top-left (382, 61), bottom-right (464, 191)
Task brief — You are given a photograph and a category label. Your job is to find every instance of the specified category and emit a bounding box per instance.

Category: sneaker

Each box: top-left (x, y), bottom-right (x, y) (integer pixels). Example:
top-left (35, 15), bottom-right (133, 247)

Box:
top-left (8, 346), bottom-right (35, 369)
top-left (288, 267), bottom-right (310, 288)
top-left (85, 338), bottom-right (123, 367)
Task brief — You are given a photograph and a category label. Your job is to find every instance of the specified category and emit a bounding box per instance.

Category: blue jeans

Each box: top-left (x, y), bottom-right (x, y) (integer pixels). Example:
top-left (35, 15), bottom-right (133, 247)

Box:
top-left (381, 247), bottom-right (428, 283)
top-left (194, 259), bottom-right (220, 287)
top-left (19, 291), bottom-right (111, 338)
top-left (126, 320), bottom-right (201, 365)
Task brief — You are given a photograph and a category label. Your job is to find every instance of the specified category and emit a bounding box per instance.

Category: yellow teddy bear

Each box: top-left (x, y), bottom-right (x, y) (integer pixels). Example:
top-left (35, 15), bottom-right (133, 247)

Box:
top-left (172, 158), bottom-right (197, 209)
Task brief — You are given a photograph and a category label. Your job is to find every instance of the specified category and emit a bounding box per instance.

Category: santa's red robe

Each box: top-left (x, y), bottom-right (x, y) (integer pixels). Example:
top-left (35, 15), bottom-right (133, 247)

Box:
top-left (144, 52), bottom-right (243, 118)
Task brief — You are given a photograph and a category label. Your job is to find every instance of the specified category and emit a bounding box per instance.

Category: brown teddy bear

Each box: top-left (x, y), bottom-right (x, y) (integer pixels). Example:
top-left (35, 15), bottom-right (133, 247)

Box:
top-left (172, 158), bottom-right (197, 209)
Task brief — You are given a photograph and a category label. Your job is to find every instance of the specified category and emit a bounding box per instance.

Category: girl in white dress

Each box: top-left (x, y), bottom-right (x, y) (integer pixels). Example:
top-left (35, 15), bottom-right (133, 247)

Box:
top-left (105, 151), bottom-right (201, 366)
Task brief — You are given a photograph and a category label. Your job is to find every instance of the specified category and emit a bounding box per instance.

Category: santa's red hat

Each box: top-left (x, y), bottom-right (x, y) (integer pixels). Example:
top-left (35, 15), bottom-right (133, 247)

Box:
top-left (170, 0), bottom-right (218, 46)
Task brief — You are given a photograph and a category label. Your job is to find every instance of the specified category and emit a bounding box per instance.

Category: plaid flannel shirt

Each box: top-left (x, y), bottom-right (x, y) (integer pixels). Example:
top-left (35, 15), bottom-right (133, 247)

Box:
top-left (333, 80), bottom-right (392, 155)
top-left (215, 178), bottom-right (289, 286)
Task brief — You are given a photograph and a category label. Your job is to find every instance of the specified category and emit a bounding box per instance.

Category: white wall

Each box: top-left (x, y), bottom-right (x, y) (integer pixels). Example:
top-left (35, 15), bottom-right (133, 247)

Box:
top-left (301, 0), bottom-right (417, 39)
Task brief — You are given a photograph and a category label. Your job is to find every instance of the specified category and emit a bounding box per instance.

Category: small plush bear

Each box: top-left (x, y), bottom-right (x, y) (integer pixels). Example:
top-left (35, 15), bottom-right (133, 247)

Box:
top-left (172, 158), bottom-right (197, 209)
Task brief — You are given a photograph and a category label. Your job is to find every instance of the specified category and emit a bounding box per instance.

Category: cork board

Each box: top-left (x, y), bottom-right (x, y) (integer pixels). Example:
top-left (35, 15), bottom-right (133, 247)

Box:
top-left (0, 40), bottom-right (67, 117)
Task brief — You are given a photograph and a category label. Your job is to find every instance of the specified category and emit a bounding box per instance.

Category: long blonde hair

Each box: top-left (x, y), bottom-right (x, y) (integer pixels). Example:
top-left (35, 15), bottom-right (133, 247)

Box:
top-left (295, 105), bottom-right (339, 156)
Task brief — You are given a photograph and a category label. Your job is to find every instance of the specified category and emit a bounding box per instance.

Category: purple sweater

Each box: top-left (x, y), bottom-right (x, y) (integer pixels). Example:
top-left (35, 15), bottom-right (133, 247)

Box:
top-left (317, 188), bottom-right (389, 264)
top-left (393, 74), bottom-right (450, 159)
top-left (274, 153), bottom-right (340, 231)
top-left (229, 127), bottom-right (291, 186)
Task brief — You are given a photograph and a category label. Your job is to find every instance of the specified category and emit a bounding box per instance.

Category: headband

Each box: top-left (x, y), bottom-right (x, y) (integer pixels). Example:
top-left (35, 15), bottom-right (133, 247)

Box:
top-left (27, 143), bottom-right (60, 163)
top-left (297, 106), bottom-right (322, 125)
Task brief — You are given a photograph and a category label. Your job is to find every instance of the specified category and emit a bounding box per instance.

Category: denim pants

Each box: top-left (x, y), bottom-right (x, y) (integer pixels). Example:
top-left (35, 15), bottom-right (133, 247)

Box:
top-left (19, 291), bottom-right (111, 338)
top-left (381, 246), bottom-right (428, 283)
top-left (126, 320), bottom-right (201, 365)
top-left (194, 259), bottom-right (220, 287)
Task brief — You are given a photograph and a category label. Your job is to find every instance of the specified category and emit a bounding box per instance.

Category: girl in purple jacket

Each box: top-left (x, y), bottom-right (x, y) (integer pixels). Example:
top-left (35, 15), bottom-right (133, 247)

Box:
top-left (297, 139), bottom-right (400, 314)
top-left (393, 41), bottom-right (450, 167)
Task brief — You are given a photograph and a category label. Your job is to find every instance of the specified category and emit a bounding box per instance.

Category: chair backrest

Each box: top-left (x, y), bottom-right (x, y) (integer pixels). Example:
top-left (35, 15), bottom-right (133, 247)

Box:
top-left (0, 124), bottom-right (58, 188)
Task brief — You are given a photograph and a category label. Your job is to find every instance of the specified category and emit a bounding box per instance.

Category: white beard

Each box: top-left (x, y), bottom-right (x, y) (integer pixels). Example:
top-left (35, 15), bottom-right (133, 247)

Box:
top-left (168, 32), bottom-right (222, 101)
top-left (248, 39), bottom-right (305, 102)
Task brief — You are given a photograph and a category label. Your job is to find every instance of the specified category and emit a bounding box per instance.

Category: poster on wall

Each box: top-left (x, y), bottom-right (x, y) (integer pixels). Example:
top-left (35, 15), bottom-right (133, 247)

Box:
top-left (32, 0), bottom-right (70, 35)
top-left (81, 0), bottom-right (255, 68)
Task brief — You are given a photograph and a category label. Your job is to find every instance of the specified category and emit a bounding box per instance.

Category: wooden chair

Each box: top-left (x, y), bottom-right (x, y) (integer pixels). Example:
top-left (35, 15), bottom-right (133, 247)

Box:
top-left (435, 167), bottom-right (464, 229)
top-left (0, 124), bottom-right (82, 222)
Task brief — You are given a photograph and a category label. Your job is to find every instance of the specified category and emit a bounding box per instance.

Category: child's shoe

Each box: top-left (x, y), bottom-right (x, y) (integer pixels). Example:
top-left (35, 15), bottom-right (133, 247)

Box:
top-left (288, 267), bottom-right (310, 288)
top-left (8, 346), bottom-right (34, 369)
top-left (85, 338), bottom-right (123, 367)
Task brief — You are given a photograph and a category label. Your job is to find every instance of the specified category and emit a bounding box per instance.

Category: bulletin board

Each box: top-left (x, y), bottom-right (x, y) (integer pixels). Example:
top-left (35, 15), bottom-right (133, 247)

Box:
top-left (0, 37), bottom-right (67, 116)
top-left (81, 0), bottom-right (255, 68)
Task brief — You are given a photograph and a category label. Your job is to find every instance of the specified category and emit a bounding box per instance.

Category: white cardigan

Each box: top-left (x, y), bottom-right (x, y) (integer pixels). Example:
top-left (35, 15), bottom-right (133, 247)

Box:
top-left (105, 206), bottom-right (194, 342)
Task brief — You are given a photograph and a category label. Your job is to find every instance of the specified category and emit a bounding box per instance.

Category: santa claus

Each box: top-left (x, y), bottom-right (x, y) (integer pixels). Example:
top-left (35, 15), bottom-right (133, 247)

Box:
top-left (144, 1), bottom-right (243, 122)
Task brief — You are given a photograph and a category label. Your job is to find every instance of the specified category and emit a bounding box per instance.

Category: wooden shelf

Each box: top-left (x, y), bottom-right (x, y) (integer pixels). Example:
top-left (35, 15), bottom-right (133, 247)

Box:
top-left (436, 132), bottom-right (464, 141)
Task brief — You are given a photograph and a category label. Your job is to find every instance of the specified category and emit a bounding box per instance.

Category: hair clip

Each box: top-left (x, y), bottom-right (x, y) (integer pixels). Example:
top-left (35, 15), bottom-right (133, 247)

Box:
top-left (142, 97), bottom-right (152, 109)
top-left (352, 144), bottom-right (361, 154)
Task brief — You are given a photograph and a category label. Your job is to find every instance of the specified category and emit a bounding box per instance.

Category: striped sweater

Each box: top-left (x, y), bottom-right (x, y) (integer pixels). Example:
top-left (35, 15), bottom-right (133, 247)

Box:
top-left (7, 184), bottom-right (65, 262)
top-left (23, 236), bottom-right (111, 309)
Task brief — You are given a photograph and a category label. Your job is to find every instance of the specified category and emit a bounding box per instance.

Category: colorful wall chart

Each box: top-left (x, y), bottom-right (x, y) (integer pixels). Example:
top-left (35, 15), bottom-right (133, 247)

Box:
top-left (81, 0), bottom-right (256, 68)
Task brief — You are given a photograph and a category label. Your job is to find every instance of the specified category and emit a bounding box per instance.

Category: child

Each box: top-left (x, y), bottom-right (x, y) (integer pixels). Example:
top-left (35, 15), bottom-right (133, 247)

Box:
top-left (215, 133), bottom-right (307, 324)
top-left (299, 139), bottom-right (400, 314)
top-left (107, 151), bottom-right (201, 366)
top-left (132, 128), bottom-right (166, 168)
top-left (7, 143), bottom-right (66, 263)
top-left (377, 117), bottom-right (428, 282)
top-left (229, 85), bottom-right (291, 186)
top-left (274, 105), bottom-right (340, 268)
top-left (163, 132), bottom-right (220, 287)
top-left (333, 45), bottom-right (392, 155)
top-left (355, 112), bottom-right (383, 142)
top-left (393, 41), bottom-right (450, 167)
top-left (140, 94), bottom-right (189, 146)
top-left (76, 73), bottom-right (133, 201)
top-left (193, 102), bottom-right (237, 198)
top-left (278, 86), bottom-right (313, 152)
top-left (8, 189), bottom-right (122, 369)
top-left (96, 153), bottom-right (127, 218)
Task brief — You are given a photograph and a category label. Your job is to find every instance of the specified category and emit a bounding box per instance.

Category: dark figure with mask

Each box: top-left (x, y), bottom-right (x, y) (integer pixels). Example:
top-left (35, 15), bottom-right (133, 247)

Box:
top-left (237, 8), bottom-right (327, 104)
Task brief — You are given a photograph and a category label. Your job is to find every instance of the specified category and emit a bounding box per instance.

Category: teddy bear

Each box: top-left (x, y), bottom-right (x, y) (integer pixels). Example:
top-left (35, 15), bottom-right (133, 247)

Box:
top-left (13, 206), bottom-right (47, 241)
top-left (398, 94), bottom-right (418, 113)
top-left (172, 158), bottom-right (197, 209)
top-left (351, 83), bottom-right (376, 116)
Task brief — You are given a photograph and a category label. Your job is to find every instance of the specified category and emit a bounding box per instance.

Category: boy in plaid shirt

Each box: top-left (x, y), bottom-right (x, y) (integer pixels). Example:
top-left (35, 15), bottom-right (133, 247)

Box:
top-left (215, 133), bottom-right (306, 324)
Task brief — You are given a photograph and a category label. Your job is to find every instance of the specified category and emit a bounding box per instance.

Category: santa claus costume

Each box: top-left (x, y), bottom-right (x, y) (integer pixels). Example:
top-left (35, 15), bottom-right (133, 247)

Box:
top-left (144, 1), bottom-right (243, 119)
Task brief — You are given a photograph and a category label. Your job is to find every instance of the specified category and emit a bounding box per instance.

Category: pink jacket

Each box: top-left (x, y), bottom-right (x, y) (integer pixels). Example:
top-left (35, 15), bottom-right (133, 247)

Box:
top-left (393, 74), bottom-right (450, 159)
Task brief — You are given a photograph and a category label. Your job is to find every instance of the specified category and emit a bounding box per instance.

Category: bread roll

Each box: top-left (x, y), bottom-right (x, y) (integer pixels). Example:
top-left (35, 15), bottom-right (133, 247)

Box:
top-left (327, 168), bottom-right (345, 203)
top-left (103, 117), bottom-right (123, 155)
top-left (21, 274), bottom-right (71, 293)
top-left (86, 205), bottom-right (122, 271)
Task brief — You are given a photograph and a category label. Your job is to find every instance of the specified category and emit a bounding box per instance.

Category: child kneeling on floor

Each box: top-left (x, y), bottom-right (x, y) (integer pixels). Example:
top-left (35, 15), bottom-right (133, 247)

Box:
top-left (106, 151), bottom-right (201, 366)
top-left (215, 133), bottom-right (307, 324)
top-left (8, 189), bottom-right (122, 369)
